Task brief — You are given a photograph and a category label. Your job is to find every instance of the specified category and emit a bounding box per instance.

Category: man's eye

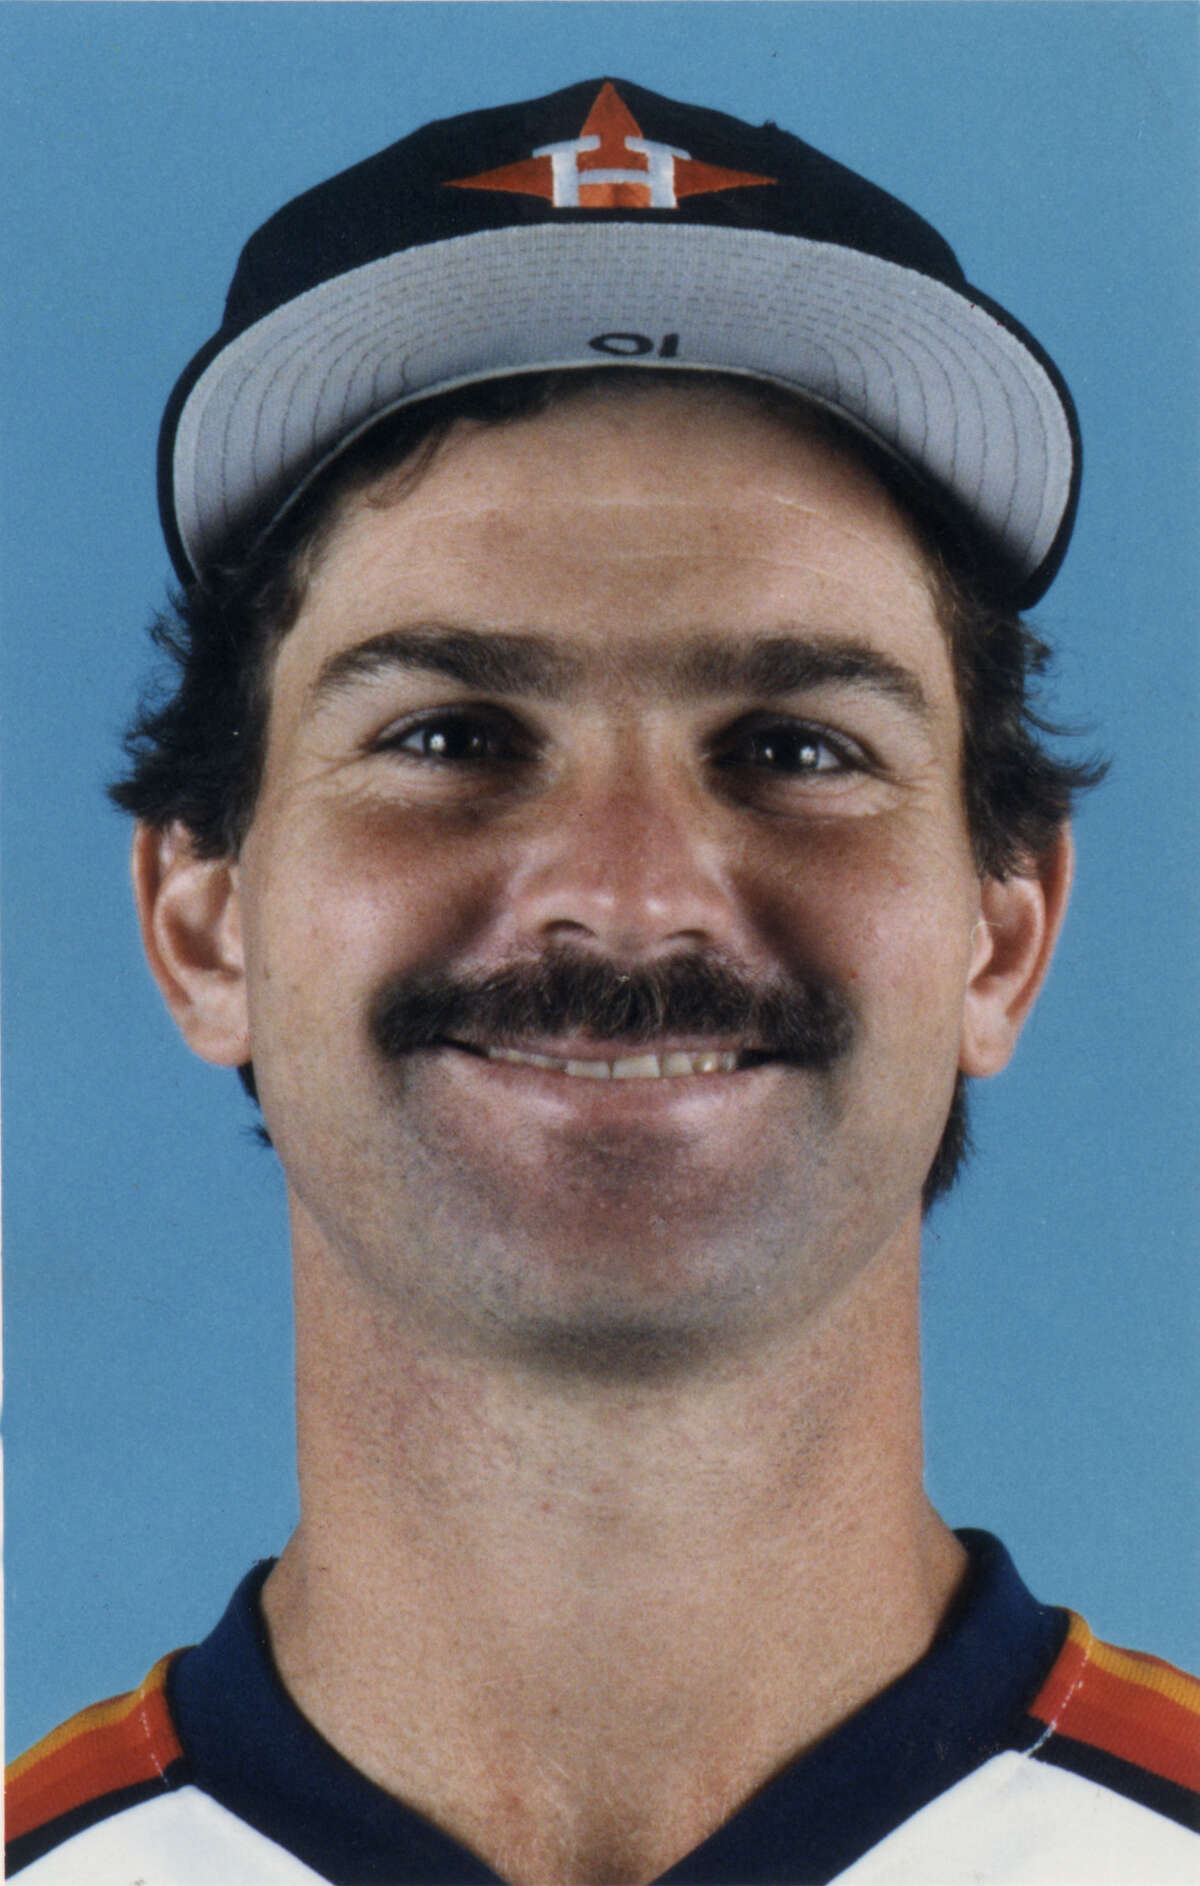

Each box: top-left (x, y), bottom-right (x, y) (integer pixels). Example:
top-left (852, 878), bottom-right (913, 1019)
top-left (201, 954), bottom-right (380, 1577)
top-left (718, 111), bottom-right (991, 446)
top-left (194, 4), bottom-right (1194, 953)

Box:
top-left (377, 712), bottom-right (521, 764)
top-left (716, 722), bottom-right (854, 776)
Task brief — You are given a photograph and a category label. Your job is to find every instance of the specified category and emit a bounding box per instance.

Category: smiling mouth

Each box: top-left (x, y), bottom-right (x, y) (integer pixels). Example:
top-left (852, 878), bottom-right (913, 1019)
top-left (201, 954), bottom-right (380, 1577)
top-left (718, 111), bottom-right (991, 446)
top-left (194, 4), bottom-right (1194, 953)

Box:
top-left (444, 1041), bottom-right (774, 1080)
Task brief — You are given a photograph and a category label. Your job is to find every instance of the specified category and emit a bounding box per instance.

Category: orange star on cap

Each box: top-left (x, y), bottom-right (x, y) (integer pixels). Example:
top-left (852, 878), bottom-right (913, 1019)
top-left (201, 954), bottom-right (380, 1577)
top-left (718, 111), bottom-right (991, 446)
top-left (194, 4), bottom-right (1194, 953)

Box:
top-left (447, 82), bottom-right (775, 209)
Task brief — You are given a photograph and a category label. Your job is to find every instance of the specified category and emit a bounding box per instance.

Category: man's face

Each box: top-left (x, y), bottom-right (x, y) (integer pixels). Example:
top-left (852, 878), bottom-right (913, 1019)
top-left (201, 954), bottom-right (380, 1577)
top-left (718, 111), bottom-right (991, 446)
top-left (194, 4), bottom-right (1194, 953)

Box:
top-left (232, 385), bottom-right (987, 1367)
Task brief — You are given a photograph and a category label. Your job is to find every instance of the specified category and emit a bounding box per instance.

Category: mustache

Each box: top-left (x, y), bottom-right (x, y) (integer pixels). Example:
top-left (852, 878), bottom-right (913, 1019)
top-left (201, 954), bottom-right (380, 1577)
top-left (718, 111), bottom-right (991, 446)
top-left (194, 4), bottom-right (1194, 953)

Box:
top-left (369, 949), bottom-right (856, 1070)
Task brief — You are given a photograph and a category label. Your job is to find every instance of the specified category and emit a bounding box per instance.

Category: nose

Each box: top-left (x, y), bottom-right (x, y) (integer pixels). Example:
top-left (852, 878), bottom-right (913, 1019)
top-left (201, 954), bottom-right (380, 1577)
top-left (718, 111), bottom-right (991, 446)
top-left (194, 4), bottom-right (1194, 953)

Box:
top-left (504, 759), bottom-right (743, 960)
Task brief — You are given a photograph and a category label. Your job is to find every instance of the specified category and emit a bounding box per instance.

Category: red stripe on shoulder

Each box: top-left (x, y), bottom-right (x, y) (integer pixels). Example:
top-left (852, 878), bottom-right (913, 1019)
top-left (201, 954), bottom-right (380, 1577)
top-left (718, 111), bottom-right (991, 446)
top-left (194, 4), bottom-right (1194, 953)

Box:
top-left (1031, 1613), bottom-right (1200, 1794)
top-left (5, 1654), bottom-right (185, 1845)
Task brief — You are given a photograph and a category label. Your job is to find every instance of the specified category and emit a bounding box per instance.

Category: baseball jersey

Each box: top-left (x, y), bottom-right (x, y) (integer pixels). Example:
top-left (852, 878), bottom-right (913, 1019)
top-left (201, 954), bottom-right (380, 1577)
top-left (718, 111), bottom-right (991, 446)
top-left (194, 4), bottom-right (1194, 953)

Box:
top-left (8, 1532), bottom-right (1198, 1883)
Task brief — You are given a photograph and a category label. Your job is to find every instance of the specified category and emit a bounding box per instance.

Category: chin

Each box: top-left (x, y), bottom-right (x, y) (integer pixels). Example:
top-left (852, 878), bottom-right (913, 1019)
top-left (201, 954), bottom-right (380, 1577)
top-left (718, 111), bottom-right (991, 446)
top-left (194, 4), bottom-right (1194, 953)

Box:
top-left (476, 1294), bottom-right (758, 1385)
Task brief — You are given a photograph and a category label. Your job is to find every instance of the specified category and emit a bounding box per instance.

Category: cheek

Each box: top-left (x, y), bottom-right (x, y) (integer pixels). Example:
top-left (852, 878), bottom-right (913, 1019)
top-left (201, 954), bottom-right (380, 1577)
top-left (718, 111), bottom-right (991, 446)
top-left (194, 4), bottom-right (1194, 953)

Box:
top-left (753, 821), bottom-right (978, 1025)
top-left (239, 804), bottom-right (503, 1038)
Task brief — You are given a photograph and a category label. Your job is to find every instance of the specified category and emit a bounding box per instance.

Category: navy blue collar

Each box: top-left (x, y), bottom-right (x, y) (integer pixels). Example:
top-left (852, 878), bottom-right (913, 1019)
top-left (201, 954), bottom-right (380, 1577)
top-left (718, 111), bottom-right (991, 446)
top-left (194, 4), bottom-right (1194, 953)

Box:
top-left (169, 1530), bottom-right (1066, 1884)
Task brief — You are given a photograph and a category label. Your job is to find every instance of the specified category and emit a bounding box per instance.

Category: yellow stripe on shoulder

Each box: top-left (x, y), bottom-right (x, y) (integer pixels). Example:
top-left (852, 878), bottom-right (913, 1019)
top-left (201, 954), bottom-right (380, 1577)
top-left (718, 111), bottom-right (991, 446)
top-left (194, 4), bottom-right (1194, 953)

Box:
top-left (1079, 1620), bottom-right (1200, 1716)
top-left (5, 1655), bottom-right (185, 1848)
top-left (7, 1656), bottom-right (176, 1786)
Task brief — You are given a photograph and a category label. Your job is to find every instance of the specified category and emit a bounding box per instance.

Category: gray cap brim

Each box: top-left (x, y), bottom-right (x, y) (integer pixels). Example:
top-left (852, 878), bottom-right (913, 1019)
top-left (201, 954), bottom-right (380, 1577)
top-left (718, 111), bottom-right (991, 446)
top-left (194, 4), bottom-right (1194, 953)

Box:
top-left (172, 222), bottom-right (1076, 595)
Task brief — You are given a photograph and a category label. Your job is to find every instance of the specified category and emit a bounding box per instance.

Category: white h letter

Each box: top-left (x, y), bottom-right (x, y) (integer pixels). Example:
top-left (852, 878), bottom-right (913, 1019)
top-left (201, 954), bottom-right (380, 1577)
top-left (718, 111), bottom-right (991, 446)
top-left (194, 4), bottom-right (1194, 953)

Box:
top-left (534, 134), bottom-right (690, 208)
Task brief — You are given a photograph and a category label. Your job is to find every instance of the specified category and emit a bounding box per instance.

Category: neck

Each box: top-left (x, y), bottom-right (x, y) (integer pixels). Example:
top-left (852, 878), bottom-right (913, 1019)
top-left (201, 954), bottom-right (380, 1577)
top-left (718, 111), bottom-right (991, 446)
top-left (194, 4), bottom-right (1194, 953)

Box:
top-left (263, 1215), bottom-right (965, 1886)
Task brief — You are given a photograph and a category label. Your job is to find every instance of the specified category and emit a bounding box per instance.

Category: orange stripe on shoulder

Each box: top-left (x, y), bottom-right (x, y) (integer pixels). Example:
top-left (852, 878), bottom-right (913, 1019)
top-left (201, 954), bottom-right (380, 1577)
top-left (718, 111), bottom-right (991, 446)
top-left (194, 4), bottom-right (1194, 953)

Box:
top-left (1031, 1613), bottom-right (1200, 1795)
top-left (5, 1654), bottom-right (185, 1845)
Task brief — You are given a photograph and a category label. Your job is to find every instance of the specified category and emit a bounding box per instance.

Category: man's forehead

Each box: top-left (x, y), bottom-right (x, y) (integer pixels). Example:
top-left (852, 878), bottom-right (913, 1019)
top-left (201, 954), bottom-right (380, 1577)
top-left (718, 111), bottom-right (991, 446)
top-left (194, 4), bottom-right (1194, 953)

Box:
top-left (302, 379), bottom-right (943, 606)
top-left (269, 384), bottom-right (954, 734)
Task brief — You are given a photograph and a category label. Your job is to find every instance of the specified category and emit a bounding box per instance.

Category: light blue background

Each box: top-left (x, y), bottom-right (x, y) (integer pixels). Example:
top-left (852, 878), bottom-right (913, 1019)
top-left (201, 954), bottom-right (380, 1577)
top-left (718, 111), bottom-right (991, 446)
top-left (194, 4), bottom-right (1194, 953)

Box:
top-left (3, 3), bottom-right (1196, 1757)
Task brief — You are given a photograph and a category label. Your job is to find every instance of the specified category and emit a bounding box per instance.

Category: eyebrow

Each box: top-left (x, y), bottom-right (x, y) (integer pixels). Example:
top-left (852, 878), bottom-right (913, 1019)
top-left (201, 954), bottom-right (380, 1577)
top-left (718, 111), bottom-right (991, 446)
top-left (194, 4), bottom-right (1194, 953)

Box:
top-left (306, 624), bottom-right (929, 719)
top-left (308, 628), bottom-right (582, 708)
top-left (674, 635), bottom-right (929, 716)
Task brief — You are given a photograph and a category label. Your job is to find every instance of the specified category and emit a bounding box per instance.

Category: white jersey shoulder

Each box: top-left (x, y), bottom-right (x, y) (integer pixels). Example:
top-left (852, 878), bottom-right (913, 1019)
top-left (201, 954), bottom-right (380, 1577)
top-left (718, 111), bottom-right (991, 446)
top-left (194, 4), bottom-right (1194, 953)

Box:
top-left (19, 1757), bottom-right (1196, 1886)
top-left (13, 1785), bottom-right (327, 1886)
top-left (834, 1750), bottom-right (1198, 1885)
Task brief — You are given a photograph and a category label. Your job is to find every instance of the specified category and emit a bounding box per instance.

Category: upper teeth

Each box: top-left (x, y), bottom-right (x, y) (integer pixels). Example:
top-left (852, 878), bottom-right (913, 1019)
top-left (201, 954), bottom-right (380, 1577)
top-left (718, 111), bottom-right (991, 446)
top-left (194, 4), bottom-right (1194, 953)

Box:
top-left (485, 1047), bottom-right (741, 1079)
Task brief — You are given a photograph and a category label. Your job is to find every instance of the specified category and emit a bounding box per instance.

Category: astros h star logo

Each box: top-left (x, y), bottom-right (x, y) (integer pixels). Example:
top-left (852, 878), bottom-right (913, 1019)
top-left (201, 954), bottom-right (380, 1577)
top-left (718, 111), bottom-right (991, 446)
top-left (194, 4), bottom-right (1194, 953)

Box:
top-left (448, 82), bottom-right (776, 210)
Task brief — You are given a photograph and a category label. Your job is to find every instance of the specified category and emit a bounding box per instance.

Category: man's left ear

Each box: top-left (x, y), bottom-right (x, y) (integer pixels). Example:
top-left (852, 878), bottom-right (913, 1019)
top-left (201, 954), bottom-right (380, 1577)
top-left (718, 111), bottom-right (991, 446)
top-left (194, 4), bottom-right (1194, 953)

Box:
top-left (960, 825), bottom-right (1074, 1078)
top-left (132, 820), bottom-right (251, 1068)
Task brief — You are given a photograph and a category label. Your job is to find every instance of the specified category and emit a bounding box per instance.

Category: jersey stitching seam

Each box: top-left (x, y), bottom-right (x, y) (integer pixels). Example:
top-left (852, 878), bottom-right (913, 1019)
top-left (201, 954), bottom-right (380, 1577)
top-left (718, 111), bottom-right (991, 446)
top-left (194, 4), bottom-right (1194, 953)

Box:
top-left (134, 1675), bottom-right (176, 1789)
top-left (1025, 1624), bottom-right (1090, 1759)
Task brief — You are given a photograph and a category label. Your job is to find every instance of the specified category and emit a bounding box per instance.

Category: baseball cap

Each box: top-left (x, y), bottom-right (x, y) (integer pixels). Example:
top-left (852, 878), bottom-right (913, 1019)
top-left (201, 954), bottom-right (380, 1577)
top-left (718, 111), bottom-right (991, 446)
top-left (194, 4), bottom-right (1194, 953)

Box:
top-left (160, 76), bottom-right (1080, 604)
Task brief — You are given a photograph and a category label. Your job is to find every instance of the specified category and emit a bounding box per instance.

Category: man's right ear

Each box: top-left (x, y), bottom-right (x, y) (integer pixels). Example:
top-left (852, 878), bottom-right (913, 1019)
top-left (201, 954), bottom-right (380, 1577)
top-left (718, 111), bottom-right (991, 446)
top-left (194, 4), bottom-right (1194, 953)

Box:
top-left (131, 821), bottom-right (250, 1067)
